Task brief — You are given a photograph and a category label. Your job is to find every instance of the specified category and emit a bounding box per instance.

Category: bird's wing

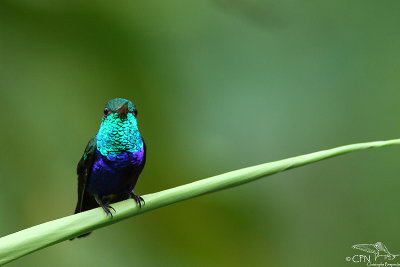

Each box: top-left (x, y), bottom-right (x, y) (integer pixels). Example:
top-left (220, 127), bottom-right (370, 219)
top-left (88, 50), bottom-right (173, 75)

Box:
top-left (74, 136), bottom-right (97, 214)
top-left (352, 244), bottom-right (379, 254)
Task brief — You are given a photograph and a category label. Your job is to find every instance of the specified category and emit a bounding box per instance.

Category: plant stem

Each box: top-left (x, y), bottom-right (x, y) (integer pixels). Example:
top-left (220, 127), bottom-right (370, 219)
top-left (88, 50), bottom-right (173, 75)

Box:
top-left (0, 138), bottom-right (399, 265)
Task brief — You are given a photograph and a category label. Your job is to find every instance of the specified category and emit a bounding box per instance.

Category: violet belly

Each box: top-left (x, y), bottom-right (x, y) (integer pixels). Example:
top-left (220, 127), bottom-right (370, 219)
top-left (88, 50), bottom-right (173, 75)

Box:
top-left (88, 146), bottom-right (145, 196)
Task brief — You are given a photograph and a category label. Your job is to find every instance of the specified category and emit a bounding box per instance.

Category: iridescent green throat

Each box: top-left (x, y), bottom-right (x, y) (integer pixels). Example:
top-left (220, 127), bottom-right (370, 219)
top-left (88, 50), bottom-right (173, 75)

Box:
top-left (96, 113), bottom-right (143, 156)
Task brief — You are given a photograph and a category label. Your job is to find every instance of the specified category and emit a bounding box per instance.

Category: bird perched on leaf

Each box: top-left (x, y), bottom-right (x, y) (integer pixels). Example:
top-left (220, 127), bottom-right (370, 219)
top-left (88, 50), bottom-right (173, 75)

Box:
top-left (73, 98), bottom-right (146, 238)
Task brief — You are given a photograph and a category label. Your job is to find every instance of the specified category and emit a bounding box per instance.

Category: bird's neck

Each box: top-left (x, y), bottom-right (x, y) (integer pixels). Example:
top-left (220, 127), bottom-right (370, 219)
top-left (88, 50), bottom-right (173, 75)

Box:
top-left (96, 114), bottom-right (143, 156)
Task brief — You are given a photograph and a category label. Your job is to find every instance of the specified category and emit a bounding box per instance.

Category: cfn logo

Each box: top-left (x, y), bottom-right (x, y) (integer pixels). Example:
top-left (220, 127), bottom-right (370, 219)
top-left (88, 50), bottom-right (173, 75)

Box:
top-left (352, 254), bottom-right (371, 263)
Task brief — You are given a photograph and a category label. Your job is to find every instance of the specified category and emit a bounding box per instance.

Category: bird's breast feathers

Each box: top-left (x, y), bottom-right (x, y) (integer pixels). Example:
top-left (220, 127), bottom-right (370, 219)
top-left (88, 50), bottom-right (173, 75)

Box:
top-left (96, 113), bottom-right (143, 156)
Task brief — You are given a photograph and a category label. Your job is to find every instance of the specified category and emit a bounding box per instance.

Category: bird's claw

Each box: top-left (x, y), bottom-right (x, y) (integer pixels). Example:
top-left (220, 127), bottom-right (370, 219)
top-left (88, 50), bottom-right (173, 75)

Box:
top-left (130, 192), bottom-right (145, 208)
top-left (101, 204), bottom-right (116, 217)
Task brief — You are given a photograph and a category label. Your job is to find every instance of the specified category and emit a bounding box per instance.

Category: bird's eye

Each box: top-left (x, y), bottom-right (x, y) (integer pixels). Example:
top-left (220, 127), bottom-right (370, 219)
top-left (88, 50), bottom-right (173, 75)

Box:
top-left (104, 108), bottom-right (111, 116)
top-left (133, 109), bottom-right (138, 117)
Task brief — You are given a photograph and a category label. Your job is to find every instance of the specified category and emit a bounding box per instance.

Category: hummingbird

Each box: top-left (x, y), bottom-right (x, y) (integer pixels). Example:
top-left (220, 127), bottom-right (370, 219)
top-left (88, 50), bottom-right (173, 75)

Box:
top-left (352, 242), bottom-right (399, 261)
top-left (73, 98), bottom-right (146, 238)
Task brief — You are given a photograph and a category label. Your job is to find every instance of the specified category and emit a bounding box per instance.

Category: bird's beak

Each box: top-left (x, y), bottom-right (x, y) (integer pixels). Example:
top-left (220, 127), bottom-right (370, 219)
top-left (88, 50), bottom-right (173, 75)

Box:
top-left (117, 101), bottom-right (129, 116)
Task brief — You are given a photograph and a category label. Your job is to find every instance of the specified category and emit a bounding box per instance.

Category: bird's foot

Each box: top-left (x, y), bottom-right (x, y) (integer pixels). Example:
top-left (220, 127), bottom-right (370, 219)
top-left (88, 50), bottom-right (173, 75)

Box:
top-left (130, 191), bottom-right (145, 208)
top-left (94, 195), bottom-right (115, 217)
top-left (101, 204), bottom-right (116, 217)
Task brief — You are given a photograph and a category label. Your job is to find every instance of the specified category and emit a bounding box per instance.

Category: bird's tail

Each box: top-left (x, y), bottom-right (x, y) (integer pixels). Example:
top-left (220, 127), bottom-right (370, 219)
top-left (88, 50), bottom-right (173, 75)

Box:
top-left (70, 194), bottom-right (98, 240)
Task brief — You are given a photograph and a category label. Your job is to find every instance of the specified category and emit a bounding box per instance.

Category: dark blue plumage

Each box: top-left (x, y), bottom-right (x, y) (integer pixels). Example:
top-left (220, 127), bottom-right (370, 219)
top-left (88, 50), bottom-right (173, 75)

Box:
top-left (88, 147), bottom-right (145, 196)
top-left (73, 98), bottom-right (146, 238)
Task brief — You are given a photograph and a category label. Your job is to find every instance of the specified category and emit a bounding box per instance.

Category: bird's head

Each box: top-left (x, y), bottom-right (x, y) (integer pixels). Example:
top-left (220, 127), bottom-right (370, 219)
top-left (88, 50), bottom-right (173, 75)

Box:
top-left (96, 98), bottom-right (143, 155)
top-left (103, 98), bottom-right (137, 120)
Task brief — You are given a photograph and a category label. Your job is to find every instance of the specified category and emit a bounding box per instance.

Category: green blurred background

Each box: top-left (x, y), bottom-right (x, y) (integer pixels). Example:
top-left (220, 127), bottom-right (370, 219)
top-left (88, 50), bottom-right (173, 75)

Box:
top-left (1, 0), bottom-right (400, 266)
